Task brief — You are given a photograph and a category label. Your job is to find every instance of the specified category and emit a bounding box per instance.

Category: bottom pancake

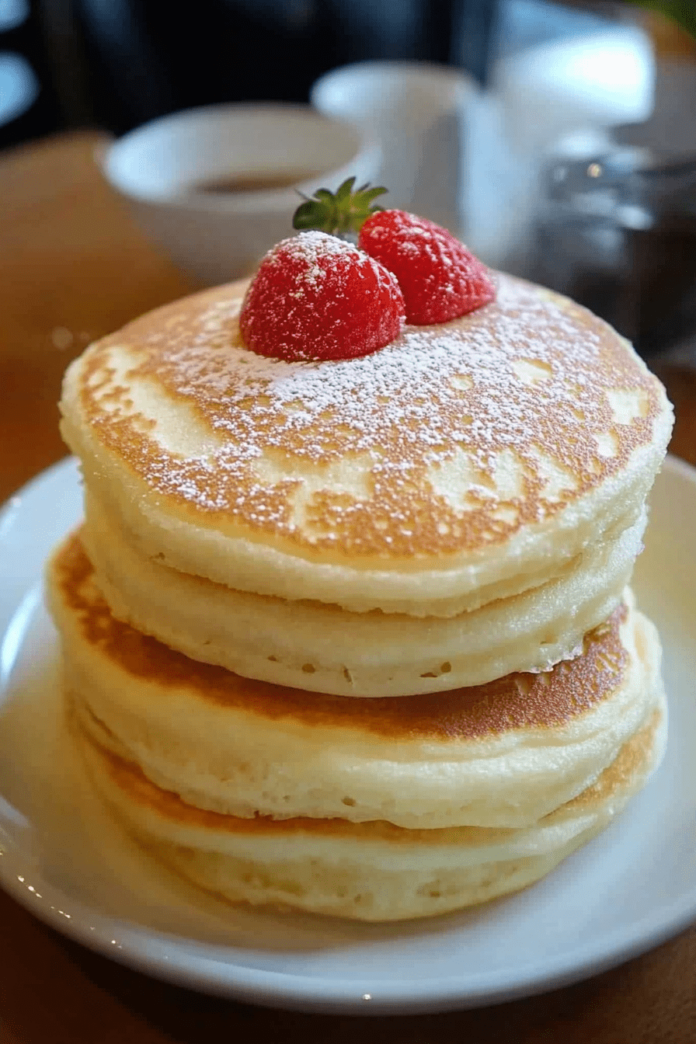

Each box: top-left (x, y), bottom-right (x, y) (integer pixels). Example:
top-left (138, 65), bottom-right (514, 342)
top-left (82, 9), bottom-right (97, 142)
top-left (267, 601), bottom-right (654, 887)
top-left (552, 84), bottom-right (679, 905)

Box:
top-left (72, 702), bottom-right (666, 921)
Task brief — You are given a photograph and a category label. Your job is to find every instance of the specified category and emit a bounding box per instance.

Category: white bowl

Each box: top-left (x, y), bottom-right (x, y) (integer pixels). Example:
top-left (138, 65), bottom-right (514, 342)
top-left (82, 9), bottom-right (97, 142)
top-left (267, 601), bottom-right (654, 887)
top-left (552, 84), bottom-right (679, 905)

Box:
top-left (100, 103), bottom-right (381, 285)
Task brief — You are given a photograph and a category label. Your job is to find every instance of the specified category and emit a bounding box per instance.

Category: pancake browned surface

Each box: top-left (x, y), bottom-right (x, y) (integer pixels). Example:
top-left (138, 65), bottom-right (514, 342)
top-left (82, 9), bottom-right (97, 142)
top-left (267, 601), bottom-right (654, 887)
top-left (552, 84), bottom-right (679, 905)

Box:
top-left (52, 257), bottom-right (672, 920)
top-left (49, 532), bottom-right (665, 834)
top-left (60, 274), bottom-right (672, 616)
top-left (72, 704), bottom-right (664, 921)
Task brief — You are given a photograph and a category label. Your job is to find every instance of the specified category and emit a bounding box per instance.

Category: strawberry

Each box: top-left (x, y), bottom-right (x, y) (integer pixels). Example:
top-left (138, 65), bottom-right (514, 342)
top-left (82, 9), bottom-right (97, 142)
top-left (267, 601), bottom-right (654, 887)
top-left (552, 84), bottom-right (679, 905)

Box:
top-left (291, 179), bottom-right (495, 325)
top-left (358, 210), bottom-right (495, 325)
top-left (239, 230), bottom-right (405, 362)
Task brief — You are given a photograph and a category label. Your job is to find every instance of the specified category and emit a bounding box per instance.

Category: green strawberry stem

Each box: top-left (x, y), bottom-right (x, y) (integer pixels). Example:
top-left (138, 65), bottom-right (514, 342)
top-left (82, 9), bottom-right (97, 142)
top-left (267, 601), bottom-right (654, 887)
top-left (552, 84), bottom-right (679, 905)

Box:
top-left (293, 177), bottom-right (388, 237)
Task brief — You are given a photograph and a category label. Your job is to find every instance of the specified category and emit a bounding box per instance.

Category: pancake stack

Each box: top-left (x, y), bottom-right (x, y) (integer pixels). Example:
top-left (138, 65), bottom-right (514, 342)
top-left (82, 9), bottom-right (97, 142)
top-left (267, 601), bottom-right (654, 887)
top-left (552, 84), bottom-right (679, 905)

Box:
top-left (49, 272), bottom-right (673, 921)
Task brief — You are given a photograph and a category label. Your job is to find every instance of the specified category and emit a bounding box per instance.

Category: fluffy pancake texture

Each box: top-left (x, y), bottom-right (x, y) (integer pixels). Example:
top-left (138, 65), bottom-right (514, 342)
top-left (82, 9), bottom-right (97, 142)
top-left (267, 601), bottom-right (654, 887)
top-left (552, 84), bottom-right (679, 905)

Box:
top-left (83, 493), bottom-right (646, 695)
top-left (73, 703), bottom-right (665, 921)
top-left (59, 273), bottom-right (673, 618)
top-left (49, 533), bottom-right (664, 833)
top-left (52, 260), bottom-right (672, 921)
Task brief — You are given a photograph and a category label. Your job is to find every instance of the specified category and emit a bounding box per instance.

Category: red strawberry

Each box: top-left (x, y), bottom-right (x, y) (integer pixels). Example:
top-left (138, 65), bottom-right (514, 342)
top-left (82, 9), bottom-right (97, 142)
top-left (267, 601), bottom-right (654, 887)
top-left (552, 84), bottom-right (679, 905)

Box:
top-left (239, 231), bottom-right (405, 362)
top-left (359, 210), bottom-right (495, 325)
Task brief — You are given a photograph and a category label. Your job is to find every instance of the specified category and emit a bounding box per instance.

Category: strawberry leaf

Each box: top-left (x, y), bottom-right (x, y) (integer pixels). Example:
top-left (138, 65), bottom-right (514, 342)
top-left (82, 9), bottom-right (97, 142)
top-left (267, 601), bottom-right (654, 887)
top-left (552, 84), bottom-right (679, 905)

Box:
top-left (292, 177), bottom-right (388, 236)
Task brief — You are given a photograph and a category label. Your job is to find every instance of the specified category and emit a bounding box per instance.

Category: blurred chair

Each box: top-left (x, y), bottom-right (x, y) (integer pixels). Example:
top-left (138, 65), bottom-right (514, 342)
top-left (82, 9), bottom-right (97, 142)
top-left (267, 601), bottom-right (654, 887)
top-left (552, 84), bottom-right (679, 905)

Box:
top-left (40, 0), bottom-right (500, 135)
top-left (0, 0), bottom-right (59, 148)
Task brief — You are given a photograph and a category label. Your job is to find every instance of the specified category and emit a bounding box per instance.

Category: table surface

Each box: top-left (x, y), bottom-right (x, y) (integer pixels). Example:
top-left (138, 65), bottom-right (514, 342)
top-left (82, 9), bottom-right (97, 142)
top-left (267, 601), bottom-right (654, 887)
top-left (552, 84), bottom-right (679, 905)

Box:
top-left (1, 131), bottom-right (695, 1044)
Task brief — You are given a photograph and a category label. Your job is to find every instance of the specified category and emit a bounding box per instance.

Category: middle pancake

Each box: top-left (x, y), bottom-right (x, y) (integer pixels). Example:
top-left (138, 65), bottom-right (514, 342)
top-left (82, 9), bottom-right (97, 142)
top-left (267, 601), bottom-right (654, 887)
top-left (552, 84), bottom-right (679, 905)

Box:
top-left (49, 533), bottom-right (663, 832)
top-left (83, 491), bottom-right (645, 696)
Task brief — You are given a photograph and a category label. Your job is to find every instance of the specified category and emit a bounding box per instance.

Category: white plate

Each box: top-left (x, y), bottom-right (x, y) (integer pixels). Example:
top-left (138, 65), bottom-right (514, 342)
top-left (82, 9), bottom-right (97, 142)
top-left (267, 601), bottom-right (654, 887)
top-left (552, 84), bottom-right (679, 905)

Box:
top-left (1, 455), bottom-right (696, 1016)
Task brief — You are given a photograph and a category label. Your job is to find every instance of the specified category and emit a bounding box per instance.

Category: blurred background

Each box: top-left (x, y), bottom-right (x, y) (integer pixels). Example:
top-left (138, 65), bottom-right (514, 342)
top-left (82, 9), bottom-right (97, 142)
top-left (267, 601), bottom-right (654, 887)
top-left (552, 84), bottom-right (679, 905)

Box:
top-left (1, 0), bottom-right (695, 357)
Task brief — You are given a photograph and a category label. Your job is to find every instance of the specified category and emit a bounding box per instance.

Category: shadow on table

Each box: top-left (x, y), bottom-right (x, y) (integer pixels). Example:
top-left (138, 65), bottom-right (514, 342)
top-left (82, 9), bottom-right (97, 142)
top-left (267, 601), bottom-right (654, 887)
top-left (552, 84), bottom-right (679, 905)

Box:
top-left (46, 922), bottom-right (696, 1044)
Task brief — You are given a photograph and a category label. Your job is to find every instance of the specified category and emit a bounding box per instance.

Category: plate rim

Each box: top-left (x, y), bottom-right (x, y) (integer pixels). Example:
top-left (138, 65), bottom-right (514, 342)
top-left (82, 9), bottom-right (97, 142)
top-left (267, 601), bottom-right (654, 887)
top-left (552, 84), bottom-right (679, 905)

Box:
top-left (0, 453), bottom-right (695, 1015)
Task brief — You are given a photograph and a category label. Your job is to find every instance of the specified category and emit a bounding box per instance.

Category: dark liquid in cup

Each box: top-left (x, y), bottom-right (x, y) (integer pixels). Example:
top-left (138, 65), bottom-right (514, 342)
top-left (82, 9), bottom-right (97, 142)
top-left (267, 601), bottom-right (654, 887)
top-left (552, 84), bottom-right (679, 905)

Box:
top-left (190, 170), bottom-right (320, 194)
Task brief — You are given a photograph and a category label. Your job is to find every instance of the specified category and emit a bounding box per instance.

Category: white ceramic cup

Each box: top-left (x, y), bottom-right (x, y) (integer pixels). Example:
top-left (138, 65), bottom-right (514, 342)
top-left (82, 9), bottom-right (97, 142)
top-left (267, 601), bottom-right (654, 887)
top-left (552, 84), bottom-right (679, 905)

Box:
top-left (311, 61), bottom-right (478, 234)
top-left (101, 103), bottom-right (381, 284)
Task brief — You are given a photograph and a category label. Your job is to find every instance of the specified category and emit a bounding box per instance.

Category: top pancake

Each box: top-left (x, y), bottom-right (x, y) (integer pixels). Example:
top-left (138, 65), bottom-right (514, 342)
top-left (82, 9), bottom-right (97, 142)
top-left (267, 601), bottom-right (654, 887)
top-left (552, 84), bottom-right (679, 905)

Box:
top-left (60, 273), bottom-right (672, 613)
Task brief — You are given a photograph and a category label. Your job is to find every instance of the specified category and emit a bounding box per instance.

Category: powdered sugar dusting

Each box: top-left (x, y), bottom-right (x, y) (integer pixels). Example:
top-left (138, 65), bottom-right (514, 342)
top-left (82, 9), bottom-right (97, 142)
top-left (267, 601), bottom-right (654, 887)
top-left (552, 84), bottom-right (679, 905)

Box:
top-left (359, 210), bottom-right (495, 324)
top-left (265, 230), bottom-right (363, 290)
top-left (78, 273), bottom-right (663, 556)
top-left (239, 231), bottom-right (404, 361)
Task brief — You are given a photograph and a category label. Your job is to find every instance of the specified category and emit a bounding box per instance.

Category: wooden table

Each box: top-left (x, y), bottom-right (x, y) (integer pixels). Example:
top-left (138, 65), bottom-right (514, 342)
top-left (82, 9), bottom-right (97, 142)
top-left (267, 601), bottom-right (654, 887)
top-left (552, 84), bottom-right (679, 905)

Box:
top-left (1, 132), bottom-right (695, 1044)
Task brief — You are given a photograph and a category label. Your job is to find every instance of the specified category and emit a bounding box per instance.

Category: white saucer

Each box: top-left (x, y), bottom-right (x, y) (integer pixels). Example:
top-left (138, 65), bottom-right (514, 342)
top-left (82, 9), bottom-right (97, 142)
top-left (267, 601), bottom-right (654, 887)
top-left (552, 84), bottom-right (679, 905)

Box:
top-left (1, 456), bottom-right (695, 1016)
